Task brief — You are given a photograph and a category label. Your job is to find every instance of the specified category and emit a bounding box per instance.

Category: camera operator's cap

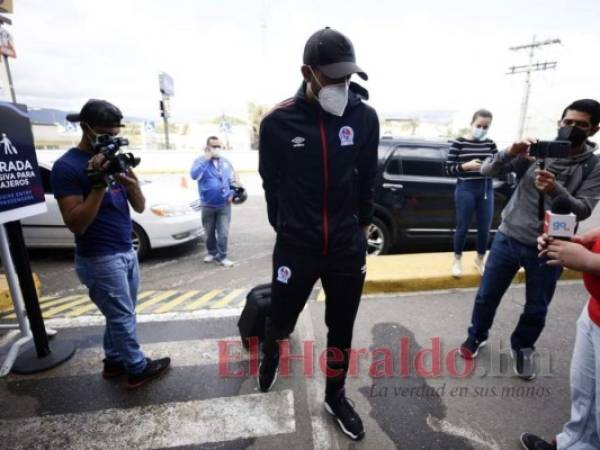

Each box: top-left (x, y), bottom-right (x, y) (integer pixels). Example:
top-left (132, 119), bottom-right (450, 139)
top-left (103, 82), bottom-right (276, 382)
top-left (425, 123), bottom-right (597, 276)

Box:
top-left (303, 27), bottom-right (368, 81)
top-left (66, 99), bottom-right (125, 127)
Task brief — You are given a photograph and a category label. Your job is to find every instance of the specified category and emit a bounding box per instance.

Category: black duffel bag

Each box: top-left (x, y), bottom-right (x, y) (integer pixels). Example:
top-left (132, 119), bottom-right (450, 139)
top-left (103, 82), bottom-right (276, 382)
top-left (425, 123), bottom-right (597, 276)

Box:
top-left (238, 283), bottom-right (271, 350)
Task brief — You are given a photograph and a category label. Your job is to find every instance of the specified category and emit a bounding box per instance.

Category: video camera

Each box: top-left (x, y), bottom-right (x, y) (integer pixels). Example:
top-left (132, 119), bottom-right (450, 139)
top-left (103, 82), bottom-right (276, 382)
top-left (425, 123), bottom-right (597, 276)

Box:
top-left (529, 140), bottom-right (571, 159)
top-left (94, 134), bottom-right (141, 175)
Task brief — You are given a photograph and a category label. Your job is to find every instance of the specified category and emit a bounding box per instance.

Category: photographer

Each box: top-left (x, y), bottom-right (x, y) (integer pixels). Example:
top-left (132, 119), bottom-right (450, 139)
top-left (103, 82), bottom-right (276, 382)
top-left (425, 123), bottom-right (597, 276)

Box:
top-left (459, 99), bottom-right (600, 381)
top-left (190, 136), bottom-right (236, 267)
top-left (258, 28), bottom-right (379, 441)
top-left (51, 99), bottom-right (170, 389)
top-left (520, 228), bottom-right (600, 450)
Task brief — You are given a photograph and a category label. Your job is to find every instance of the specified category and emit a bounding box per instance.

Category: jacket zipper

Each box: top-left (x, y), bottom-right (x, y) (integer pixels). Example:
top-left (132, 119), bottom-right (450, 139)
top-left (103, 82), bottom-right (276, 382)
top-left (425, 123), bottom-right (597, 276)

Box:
top-left (319, 115), bottom-right (329, 256)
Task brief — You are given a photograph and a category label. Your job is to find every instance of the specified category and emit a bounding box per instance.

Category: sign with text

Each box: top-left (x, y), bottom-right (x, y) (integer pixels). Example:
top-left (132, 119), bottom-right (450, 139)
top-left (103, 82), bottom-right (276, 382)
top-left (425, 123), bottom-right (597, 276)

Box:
top-left (0, 102), bottom-right (46, 224)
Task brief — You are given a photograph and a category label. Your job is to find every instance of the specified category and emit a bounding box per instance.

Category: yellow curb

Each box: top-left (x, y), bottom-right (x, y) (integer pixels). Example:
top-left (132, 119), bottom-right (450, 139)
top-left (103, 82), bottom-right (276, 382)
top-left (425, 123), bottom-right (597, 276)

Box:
top-left (0, 273), bottom-right (42, 311)
top-left (364, 251), bottom-right (581, 294)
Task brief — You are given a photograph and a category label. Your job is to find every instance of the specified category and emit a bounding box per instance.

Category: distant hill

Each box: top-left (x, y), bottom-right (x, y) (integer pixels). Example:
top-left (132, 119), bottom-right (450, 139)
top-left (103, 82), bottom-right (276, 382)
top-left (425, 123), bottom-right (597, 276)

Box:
top-left (27, 107), bottom-right (149, 125)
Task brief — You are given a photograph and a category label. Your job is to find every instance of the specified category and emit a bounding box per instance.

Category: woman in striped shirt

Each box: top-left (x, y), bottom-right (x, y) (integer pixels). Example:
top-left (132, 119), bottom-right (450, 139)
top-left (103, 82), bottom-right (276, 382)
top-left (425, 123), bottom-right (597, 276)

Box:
top-left (445, 109), bottom-right (498, 277)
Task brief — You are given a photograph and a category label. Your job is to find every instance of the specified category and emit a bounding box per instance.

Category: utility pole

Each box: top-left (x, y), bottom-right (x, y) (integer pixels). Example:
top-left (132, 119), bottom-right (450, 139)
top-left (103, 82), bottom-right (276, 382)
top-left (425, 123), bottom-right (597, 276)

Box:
top-left (506, 36), bottom-right (561, 139)
top-left (158, 72), bottom-right (174, 150)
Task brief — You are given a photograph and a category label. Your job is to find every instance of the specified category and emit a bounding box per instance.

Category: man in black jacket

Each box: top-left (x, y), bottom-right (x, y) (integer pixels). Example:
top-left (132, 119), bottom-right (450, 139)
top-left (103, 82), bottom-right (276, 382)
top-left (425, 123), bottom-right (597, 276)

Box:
top-left (258, 27), bottom-right (379, 441)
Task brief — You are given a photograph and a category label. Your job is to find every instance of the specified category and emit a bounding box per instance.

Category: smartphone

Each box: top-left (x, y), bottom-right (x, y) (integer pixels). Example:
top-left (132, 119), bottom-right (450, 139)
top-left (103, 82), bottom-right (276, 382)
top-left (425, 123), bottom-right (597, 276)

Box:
top-left (529, 140), bottom-right (571, 159)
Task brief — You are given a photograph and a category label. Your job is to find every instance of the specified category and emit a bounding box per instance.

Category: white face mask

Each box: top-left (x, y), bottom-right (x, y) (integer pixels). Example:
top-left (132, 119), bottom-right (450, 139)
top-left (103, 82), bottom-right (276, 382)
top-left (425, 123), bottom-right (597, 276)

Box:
top-left (309, 67), bottom-right (349, 117)
top-left (472, 127), bottom-right (488, 141)
top-left (211, 148), bottom-right (221, 158)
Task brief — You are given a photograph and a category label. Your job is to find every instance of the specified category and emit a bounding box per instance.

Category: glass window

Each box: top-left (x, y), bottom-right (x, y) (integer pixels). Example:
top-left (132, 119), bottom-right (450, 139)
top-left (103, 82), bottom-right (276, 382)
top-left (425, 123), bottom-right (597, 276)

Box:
top-left (395, 147), bottom-right (445, 177)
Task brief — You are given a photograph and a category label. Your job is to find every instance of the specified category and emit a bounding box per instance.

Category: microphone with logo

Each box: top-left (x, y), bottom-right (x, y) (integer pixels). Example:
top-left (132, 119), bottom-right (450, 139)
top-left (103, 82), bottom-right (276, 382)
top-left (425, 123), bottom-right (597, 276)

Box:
top-left (543, 196), bottom-right (577, 240)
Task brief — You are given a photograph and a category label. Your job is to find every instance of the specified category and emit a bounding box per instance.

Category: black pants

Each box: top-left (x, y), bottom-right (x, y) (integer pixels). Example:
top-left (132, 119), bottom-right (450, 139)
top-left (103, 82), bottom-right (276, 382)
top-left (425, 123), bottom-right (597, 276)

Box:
top-left (264, 240), bottom-right (367, 396)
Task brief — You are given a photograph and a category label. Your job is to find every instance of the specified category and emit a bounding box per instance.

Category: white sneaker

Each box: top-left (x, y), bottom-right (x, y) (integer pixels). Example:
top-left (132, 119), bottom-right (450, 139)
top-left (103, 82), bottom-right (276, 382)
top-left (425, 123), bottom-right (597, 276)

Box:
top-left (474, 255), bottom-right (485, 276)
top-left (219, 258), bottom-right (234, 268)
top-left (452, 258), bottom-right (462, 278)
top-left (203, 254), bottom-right (215, 263)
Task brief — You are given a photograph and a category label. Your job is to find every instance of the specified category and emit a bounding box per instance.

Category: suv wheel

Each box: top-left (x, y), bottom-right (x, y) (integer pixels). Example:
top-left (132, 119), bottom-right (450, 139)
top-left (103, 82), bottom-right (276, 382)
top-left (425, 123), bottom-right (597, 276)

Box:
top-left (367, 217), bottom-right (391, 255)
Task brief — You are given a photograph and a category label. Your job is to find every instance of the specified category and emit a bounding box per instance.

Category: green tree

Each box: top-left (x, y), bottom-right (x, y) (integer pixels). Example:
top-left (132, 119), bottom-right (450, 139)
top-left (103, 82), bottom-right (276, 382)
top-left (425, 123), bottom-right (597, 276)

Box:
top-left (248, 102), bottom-right (270, 149)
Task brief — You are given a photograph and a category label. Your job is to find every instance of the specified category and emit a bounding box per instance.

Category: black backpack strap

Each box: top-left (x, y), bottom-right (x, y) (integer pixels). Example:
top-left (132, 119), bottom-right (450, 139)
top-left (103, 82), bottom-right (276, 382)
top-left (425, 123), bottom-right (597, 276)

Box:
top-left (574, 153), bottom-right (599, 195)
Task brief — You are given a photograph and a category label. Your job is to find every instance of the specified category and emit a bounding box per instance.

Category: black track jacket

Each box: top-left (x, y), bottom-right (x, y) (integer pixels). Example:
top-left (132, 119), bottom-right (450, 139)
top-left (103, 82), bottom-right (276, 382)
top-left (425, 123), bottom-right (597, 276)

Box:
top-left (259, 83), bottom-right (379, 256)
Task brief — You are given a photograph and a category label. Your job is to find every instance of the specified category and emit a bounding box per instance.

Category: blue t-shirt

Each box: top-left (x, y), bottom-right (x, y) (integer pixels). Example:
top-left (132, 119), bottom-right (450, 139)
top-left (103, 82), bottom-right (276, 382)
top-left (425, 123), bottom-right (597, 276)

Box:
top-left (51, 148), bottom-right (132, 257)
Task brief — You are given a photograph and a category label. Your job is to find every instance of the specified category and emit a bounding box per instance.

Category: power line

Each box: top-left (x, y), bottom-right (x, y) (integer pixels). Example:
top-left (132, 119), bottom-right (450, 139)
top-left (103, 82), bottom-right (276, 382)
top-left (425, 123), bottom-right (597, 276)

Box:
top-left (506, 36), bottom-right (561, 139)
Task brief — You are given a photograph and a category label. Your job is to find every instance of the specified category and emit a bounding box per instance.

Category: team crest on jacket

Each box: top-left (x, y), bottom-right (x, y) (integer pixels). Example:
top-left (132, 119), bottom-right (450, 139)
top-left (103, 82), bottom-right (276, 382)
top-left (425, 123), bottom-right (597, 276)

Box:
top-left (339, 126), bottom-right (354, 146)
top-left (277, 266), bottom-right (292, 284)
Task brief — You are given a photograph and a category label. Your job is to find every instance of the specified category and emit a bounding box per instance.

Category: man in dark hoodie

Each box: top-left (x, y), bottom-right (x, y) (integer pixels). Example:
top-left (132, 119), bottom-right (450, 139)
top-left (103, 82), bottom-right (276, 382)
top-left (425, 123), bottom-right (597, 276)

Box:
top-left (258, 27), bottom-right (379, 441)
top-left (459, 99), bottom-right (600, 381)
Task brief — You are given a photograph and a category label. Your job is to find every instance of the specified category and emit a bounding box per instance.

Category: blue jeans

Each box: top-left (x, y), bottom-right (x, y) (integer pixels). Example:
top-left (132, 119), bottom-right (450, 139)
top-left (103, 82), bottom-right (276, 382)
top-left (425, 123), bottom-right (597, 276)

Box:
top-left (202, 205), bottom-right (232, 261)
top-left (75, 249), bottom-right (147, 374)
top-left (454, 179), bottom-right (494, 255)
top-left (467, 231), bottom-right (563, 351)
top-left (557, 306), bottom-right (600, 449)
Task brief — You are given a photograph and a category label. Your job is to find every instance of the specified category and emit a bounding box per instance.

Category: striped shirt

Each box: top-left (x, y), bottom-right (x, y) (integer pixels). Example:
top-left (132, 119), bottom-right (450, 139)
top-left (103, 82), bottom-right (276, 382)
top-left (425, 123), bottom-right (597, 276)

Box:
top-left (445, 137), bottom-right (498, 180)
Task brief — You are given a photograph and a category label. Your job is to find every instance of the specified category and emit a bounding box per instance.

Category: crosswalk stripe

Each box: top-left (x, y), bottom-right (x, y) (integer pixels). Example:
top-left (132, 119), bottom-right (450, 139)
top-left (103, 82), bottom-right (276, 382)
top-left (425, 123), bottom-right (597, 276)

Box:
top-left (0, 390), bottom-right (295, 449)
top-left (210, 289), bottom-right (245, 309)
top-left (43, 297), bottom-right (92, 318)
top-left (65, 290), bottom-right (158, 318)
top-left (5, 295), bottom-right (89, 319)
top-left (136, 290), bottom-right (179, 313)
top-left (137, 290), bottom-right (158, 301)
top-left (0, 295), bottom-right (77, 316)
top-left (64, 302), bottom-right (99, 318)
top-left (154, 290), bottom-right (201, 313)
top-left (184, 289), bottom-right (222, 310)
top-left (236, 295), bottom-right (248, 307)
top-left (10, 336), bottom-right (245, 380)
top-left (38, 295), bottom-right (82, 308)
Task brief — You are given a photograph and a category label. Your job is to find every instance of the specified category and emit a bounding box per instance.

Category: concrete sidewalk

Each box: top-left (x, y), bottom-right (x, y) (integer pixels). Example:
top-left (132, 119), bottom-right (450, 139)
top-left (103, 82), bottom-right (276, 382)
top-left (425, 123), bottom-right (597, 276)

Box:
top-left (364, 251), bottom-right (581, 294)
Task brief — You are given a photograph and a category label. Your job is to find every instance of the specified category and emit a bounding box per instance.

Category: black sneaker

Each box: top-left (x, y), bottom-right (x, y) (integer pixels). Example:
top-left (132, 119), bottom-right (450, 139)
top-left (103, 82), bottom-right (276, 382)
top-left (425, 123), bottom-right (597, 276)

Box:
top-left (127, 357), bottom-right (171, 389)
top-left (102, 358), bottom-right (126, 379)
top-left (520, 432), bottom-right (556, 450)
top-left (324, 390), bottom-right (365, 441)
top-left (258, 354), bottom-right (279, 392)
top-left (513, 349), bottom-right (536, 381)
top-left (459, 337), bottom-right (487, 359)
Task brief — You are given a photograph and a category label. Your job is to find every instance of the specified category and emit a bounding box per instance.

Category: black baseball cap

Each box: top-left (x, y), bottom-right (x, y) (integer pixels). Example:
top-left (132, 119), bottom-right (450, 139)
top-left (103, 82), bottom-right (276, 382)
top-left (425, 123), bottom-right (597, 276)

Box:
top-left (66, 99), bottom-right (124, 127)
top-left (303, 27), bottom-right (368, 81)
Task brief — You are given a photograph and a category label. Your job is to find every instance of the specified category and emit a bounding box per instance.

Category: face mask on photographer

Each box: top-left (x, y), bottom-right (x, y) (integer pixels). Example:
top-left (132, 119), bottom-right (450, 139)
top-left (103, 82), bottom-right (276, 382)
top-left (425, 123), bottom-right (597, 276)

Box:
top-left (557, 125), bottom-right (588, 148)
top-left (308, 67), bottom-right (349, 117)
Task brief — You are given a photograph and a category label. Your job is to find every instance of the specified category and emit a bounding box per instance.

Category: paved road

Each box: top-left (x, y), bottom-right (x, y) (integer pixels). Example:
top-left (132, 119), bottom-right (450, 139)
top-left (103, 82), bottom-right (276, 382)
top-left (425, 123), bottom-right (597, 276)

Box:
top-left (0, 281), bottom-right (587, 449)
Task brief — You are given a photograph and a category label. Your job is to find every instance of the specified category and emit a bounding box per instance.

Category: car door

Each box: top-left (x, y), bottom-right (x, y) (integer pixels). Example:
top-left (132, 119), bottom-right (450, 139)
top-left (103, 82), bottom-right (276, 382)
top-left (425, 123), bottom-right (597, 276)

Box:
top-left (384, 145), bottom-right (456, 234)
top-left (21, 166), bottom-right (74, 247)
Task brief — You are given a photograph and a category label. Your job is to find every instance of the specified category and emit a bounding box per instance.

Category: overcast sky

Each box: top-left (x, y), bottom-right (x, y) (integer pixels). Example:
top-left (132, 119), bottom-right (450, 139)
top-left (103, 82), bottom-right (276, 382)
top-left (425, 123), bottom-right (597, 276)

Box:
top-left (3, 0), bottom-right (600, 142)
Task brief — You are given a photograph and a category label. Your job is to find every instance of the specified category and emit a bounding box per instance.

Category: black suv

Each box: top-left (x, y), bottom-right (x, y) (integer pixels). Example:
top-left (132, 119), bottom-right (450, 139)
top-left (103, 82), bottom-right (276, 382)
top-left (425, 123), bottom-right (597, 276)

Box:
top-left (367, 137), bottom-right (515, 255)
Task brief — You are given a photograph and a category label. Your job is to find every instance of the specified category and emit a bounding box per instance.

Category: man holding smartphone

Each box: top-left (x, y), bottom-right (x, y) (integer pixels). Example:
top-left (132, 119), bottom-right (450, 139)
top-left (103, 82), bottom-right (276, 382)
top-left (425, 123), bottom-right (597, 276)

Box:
top-left (458, 99), bottom-right (600, 380)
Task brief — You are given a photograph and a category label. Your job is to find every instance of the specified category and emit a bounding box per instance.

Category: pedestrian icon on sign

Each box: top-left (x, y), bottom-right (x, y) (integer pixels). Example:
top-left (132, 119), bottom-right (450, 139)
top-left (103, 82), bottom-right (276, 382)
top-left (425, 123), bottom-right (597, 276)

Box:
top-left (0, 133), bottom-right (17, 155)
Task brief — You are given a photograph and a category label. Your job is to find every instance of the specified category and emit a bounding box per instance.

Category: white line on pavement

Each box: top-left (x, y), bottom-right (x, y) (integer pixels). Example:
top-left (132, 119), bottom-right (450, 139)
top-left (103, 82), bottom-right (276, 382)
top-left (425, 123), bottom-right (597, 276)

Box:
top-left (43, 307), bottom-right (243, 329)
top-left (8, 336), bottom-right (247, 381)
top-left (0, 390), bottom-right (296, 449)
